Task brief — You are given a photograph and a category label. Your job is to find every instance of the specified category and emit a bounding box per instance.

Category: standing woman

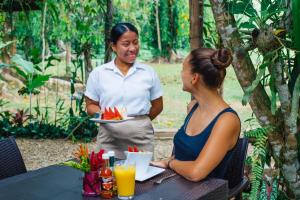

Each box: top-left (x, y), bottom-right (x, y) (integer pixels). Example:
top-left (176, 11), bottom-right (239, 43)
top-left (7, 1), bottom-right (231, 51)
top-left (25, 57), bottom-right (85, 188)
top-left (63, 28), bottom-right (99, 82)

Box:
top-left (85, 23), bottom-right (163, 159)
top-left (152, 48), bottom-right (240, 182)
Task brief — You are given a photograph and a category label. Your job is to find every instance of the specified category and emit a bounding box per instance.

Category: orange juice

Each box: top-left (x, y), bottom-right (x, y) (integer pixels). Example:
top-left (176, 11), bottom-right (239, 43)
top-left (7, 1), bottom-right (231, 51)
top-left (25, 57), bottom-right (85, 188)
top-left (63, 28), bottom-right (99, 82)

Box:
top-left (114, 164), bottom-right (136, 197)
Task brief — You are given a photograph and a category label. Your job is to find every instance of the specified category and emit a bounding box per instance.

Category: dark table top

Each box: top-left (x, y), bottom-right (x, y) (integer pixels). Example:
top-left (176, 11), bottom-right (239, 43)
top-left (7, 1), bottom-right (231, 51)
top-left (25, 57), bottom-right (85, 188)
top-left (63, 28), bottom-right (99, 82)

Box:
top-left (0, 165), bottom-right (228, 200)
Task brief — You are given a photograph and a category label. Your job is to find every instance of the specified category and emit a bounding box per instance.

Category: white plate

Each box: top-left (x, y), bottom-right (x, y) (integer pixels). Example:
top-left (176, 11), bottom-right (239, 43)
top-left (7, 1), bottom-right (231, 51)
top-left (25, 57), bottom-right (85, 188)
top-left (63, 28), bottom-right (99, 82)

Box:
top-left (90, 117), bottom-right (134, 123)
top-left (124, 151), bottom-right (153, 178)
top-left (135, 166), bottom-right (165, 182)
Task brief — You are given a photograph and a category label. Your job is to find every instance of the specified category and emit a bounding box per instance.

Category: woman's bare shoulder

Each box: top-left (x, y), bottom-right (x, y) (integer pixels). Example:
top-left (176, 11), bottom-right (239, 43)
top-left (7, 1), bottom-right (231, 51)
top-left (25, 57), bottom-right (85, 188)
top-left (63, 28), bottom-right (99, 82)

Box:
top-left (187, 99), bottom-right (197, 113)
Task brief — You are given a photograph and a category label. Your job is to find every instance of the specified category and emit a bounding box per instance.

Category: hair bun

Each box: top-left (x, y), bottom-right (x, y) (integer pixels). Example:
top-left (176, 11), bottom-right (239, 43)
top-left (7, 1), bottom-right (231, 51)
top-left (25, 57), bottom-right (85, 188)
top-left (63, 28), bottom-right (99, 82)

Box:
top-left (211, 48), bottom-right (232, 70)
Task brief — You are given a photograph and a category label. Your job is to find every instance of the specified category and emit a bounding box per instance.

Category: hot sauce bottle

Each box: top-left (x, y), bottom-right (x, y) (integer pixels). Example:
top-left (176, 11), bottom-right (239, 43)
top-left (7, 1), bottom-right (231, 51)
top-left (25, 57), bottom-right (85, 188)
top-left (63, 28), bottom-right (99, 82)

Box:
top-left (100, 153), bottom-right (113, 199)
top-left (108, 151), bottom-right (117, 195)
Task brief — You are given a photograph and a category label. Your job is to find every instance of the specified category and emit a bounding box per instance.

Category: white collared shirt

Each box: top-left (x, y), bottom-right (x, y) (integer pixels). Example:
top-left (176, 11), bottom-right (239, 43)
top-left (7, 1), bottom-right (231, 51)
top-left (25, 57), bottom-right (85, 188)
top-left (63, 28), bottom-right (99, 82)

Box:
top-left (84, 60), bottom-right (163, 116)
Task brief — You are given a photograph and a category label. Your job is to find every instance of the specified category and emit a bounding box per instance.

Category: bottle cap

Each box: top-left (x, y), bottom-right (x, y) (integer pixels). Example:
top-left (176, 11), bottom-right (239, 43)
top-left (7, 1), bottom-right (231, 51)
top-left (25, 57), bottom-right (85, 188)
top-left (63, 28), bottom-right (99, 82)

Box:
top-left (102, 153), bottom-right (109, 159)
top-left (108, 151), bottom-right (115, 157)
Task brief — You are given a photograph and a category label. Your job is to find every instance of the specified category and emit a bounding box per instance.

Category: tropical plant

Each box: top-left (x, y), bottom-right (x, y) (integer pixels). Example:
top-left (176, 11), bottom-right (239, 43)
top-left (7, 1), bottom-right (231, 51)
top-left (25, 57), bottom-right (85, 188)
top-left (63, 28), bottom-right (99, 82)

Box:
top-left (209, 0), bottom-right (300, 198)
top-left (63, 144), bottom-right (105, 172)
top-left (10, 54), bottom-right (51, 118)
top-left (245, 127), bottom-right (270, 199)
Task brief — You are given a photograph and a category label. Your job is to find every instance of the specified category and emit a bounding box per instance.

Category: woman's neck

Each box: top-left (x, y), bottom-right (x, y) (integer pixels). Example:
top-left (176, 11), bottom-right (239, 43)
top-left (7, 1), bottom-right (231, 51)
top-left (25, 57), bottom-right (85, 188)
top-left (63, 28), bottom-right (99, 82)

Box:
top-left (192, 87), bottom-right (227, 114)
top-left (114, 58), bottom-right (134, 76)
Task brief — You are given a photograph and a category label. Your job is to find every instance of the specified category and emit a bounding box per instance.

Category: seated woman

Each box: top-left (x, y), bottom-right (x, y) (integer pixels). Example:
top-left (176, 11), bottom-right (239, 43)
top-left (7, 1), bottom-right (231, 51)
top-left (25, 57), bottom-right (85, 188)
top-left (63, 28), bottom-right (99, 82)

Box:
top-left (152, 48), bottom-right (240, 182)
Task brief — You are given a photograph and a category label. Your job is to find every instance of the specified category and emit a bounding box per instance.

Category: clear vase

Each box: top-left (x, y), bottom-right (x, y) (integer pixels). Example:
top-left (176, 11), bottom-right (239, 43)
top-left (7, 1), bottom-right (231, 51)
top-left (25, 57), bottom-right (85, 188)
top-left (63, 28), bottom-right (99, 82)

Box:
top-left (82, 171), bottom-right (101, 196)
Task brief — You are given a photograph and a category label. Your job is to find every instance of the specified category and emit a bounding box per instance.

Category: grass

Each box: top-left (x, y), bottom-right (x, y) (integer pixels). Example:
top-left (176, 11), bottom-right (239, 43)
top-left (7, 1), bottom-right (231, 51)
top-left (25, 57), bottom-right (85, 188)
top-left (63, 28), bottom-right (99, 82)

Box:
top-left (151, 62), bottom-right (258, 130)
top-left (2, 59), bottom-right (258, 131)
top-left (151, 63), bottom-right (190, 128)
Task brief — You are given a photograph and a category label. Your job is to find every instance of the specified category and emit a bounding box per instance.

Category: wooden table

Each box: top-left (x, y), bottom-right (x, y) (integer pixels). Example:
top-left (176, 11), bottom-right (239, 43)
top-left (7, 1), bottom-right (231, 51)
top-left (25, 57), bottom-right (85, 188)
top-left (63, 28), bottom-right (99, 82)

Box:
top-left (0, 165), bottom-right (228, 200)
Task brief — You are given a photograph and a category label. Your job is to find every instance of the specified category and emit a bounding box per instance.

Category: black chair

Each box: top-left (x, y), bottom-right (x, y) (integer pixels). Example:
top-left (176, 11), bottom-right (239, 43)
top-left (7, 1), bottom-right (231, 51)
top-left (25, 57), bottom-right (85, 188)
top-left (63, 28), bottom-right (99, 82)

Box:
top-left (0, 136), bottom-right (27, 180)
top-left (224, 137), bottom-right (249, 200)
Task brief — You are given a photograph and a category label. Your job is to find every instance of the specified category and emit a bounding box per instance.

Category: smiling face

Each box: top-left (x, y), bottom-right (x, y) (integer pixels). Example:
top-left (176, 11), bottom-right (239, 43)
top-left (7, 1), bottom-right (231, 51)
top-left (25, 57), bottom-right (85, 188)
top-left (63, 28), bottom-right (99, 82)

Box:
top-left (112, 31), bottom-right (139, 66)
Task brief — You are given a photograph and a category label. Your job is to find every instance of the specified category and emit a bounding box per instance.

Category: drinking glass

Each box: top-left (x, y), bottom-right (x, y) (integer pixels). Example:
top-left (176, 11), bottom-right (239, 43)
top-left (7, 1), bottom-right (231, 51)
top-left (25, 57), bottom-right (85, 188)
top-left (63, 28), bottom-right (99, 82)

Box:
top-left (114, 160), bottom-right (136, 200)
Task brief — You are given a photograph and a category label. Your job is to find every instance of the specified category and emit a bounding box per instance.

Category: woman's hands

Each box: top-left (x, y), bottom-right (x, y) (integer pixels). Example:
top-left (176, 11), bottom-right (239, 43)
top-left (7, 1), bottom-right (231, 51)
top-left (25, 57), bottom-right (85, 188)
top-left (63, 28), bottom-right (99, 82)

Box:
top-left (151, 156), bottom-right (174, 169)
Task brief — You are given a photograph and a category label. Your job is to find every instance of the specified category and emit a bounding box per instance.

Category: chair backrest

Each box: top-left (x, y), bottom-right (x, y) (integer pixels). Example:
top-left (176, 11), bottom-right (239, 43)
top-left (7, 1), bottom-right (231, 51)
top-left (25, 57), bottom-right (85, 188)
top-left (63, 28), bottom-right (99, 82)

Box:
top-left (0, 136), bottom-right (27, 180)
top-left (224, 137), bottom-right (249, 189)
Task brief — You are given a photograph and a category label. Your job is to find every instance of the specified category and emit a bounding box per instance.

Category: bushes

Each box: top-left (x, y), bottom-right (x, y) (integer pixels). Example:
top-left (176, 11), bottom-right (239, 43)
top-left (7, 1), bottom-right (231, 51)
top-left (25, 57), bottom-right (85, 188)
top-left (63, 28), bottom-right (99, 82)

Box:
top-left (0, 109), bottom-right (98, 141)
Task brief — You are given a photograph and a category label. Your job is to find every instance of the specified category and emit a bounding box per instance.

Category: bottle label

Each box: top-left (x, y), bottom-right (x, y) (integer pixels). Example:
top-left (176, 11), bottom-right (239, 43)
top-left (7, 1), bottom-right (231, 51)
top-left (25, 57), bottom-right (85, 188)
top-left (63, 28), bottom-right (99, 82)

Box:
top-left (101, 177), bottom-right (113, 198)
top-left (102, 177), bottom-right (113, 190)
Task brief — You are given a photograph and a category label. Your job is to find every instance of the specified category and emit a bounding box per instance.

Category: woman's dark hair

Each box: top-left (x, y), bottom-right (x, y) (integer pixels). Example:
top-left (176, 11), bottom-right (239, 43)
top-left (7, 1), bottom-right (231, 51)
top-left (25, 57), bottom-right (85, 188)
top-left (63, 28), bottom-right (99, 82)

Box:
top-left (110, 22), bottom-right (139, 44)
top-left (189, 48), bottom-right (232, 88)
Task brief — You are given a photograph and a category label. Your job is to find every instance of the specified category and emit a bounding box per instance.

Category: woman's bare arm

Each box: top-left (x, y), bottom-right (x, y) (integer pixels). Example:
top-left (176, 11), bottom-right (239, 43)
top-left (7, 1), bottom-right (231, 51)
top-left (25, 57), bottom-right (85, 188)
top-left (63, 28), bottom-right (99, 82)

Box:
top-left (149, 97), bottom-right (163, 120)
top-left (85, 96), bottom-right (101, 116)
top-left (169, 113), bottom-right (240, 182)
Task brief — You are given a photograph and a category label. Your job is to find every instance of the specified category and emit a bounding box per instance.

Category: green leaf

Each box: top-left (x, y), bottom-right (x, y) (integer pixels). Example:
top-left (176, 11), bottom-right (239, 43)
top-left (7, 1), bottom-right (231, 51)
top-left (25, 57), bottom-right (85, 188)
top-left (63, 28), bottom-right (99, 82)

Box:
top-left (45, 56), bottom-right (61, 70)
top-left (27, 74), bottom-right (51, 91)
top-left (261, 0), bottom-right (269, 12)
top-left (261, 8), bottom-right (286, 22)
top-left (239, 21), bottom-right (257, 29)
top-left (62, 161), bottom-right (82, 170)
top-left (270, 178), bottom-right (278, 200)
top-left (11, 54), bottom-right (34, 74)
top-left (258, 180), bottom-right (268, 200)
top-left (48, 2), bottom-right (60, 23)
top-left (227, 1), bottom-right (258, 18)
top-left (13, 66), bottom-right (28, 79)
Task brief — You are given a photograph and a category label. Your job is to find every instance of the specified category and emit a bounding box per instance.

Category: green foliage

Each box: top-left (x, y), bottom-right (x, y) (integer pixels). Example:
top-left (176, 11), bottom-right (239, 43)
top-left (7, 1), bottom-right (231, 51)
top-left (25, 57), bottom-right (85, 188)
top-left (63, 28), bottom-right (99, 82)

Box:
top-left (63, 160), bottom-right (82, 171)
top-left (0, 106), bottom-right (98, 141)
top-left (66, 56), bottom-right (98, 142)
top-left (11, 54), bottom-right (51, 95)
top-left (0, 40), bottom-right (15, 49)
top-left (0, 52), bottom-right (98, 141)
top-left (293, 0), bottom-right (300, 66)
top-left (144, 0), bottom-right (189, 58)
top-left (245, 127), bottom-right (270, 200)
top-left (242, 51), bottom-right (278, 107)
top-left (203, 0), bottom-right (219, 48)
top-left (257, 178), bottom-right (279, 200)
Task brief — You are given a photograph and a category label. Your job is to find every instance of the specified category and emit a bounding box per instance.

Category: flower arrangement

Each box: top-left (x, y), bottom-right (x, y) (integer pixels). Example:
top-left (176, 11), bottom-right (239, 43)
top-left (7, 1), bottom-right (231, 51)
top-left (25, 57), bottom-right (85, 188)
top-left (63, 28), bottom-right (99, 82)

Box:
top-left (63, 144), bottom-right (105, 172)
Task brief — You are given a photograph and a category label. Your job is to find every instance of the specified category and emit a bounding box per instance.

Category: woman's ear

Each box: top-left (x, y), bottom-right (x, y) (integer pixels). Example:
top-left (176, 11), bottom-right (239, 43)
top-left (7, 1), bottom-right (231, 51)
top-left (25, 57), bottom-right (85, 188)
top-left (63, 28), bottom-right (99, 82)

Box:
top-left (191, 73), bottom-right (200, 85)
top-left (111, 43), bottom-right (116, 52)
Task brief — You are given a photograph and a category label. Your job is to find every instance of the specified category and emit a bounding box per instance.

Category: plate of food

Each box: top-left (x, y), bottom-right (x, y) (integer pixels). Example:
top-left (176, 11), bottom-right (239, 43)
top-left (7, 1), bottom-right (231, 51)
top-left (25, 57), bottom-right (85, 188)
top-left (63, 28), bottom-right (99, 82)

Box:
top-left (90, 107), bottom-right (134, 123)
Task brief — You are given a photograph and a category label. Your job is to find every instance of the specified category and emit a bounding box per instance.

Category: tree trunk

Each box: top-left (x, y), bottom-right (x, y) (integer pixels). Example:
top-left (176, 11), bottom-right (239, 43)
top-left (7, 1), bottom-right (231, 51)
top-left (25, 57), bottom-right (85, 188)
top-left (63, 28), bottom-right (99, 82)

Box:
top-left (83, 43), bottom-right (92, 83)
top-left (155, 0), bottom-right (162, 62)
top-left (65, 9), bottom-right (72, 77)
top-left (189, 0), bottom-right (204, 100)
top-left (65, 41), bottom-right (72, 76)
top-left (166, 0), bottom-right (175, 62)
top-left (209, 0), bottom-right (300, 198)
top-left (104, 0), bottom-right (113, 63)
top-left (1, 12), bottom-right (17, 83)
top-left (189, 0), bottom-right (203, 50)
top-left (41, 1), bottom-right (47, 72)
top-left (1, 13), bottom-right (14, 64)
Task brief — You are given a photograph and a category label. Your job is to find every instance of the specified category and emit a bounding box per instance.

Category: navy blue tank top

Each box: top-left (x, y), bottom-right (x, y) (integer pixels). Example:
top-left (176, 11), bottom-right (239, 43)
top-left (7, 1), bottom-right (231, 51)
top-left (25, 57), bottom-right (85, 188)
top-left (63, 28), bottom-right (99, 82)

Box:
top-left (173, 103), bottom-right (239, 179)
